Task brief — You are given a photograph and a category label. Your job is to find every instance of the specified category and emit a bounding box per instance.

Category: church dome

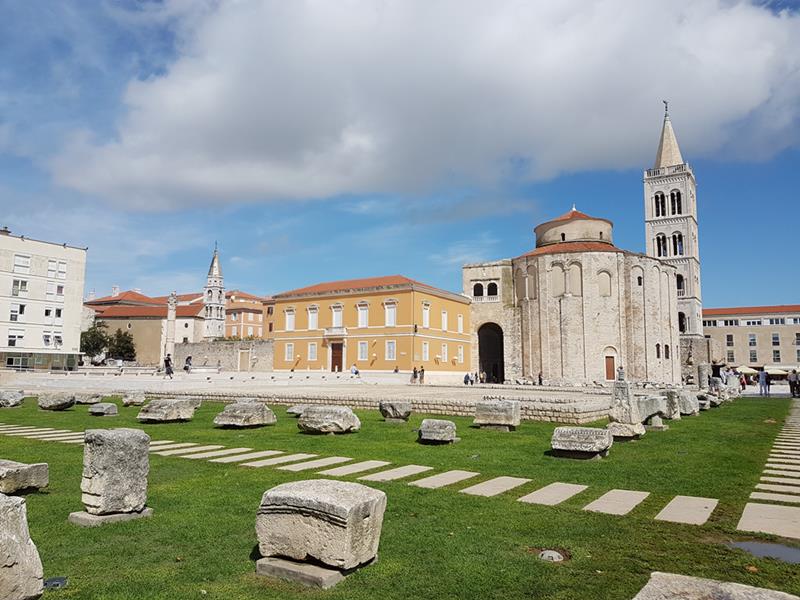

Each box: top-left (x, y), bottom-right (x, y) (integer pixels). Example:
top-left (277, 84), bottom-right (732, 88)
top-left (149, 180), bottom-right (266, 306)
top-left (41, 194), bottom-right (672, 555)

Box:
top-left (533, 207), bottom-right (614, 248)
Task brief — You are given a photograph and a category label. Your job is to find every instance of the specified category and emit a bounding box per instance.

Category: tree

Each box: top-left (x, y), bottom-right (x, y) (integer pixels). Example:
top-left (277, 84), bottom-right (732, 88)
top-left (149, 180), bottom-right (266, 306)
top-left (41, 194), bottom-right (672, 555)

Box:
top-left (80, 321), bottom-right (109, 358)
top-left (108, 328), bottom-right (136, 362)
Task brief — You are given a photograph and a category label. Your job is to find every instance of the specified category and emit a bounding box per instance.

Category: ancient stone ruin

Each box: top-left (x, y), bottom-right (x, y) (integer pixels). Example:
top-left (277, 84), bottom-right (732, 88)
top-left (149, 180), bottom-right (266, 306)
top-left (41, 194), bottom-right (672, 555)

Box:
top-left (68, 428), bottom-right (152, 527)
top-left (551, 427), bottom-right (613, 459)
top-left (633, 571), bottom-right (799, 600)
top-left (36, 393), bottom-right (75, 411)
top-left (0, 390), bottom-right (25, 408)
top-left (0, 460), bottom-right (48, 495)
top-left (136, 398), bottom-right (197, 423)
top-left (418, 418), bottom-right (459, 444)
top-left (122, 392), bottom-right (146, 407)
top-left (677, 391), bottom-right (699, 416)
top-left (89, 402), bottom-right (118, 417)
top-left (473, 399), bottom-right (520, 431)
top-left (286, 405), bottom-right (308, 417)
top-left (298, 406), bottom-right (360, 434)
top-left (214, 400), bottom-right (276, 428)
top-left (379, 400), bottom-right (412, 423)
top-left (605, 422), bottom-right (646, 440)
top-left (0, 493), bottom-right (44, 600)
top-left (75, 393), bottom-right (104, 405)
top-left (256, 479), bottom-right (386, 589)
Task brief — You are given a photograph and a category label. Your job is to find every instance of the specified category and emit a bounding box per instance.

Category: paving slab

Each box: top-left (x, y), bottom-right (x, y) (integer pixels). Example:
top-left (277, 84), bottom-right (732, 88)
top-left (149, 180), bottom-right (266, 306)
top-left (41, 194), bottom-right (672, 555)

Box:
top-left (147, 443), bottom-right (199, 452)
top-left (654, 495), bottom-right (718, 525)
top-left (0, 426), bottom-right (40, 432)
top-left (762, 476), bottom-right (800, 485)
top-left (241, 453), bottom-right (317, 468)
top-left (180, 447), bottom-right (254, 459)
top-left (278, 457), bottom-right (353, 472)
top-left (209, 450), bottom-right (284, 464)
top-left (770, 450), bottom-right (800, 456)
top-left (755, 483), bottom-right (800, 494)
top-left (764, 469), bottom-right (800, 478)
top-left (359, 464), bottom-right (433, 482)
top-left (459, 476), bottom-right (531, 497)
top-left (22, 430), bottom-right (73, 438)
top-left (408, 470), bottom-right (480, 489)
top-left (738, 502), bottom-right (800, 540)
top-left (750, 492), bottom-right (800, 504)
top-left (30, 433), bottom-right (84, 441)
top-left (6, 428), bottom-right (58, 435)
top-left (768, 457), bottom-right (800, 464)
top-left (317, 460), bottom-right (391, 476)
top-left (61, 438), bottom-right (87, 444)
top-left (583, 489), bottom-right (650, 515)
top-left (767, 462), bottom-right (800, 472)
top-left (154, 445), bottom-right (225, 456)
top-left (69, 508), bottom-right (154, 527)
top-left (517, 482), bottom-right (589, 506)
top-left (148, 440), bottom-right (176, 446)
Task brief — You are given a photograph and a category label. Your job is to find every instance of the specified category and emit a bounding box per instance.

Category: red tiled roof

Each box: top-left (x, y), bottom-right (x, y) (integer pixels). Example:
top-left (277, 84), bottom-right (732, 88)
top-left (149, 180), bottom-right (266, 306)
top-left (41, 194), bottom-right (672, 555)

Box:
top-left (226, 290), bottom-right (267, 302)
top-left (547, 208), bottom-right (613, 226)
top-left (520, 241), bottom-right (623, 258)
top-left (276, 275), bottom-right (442, 298)
top-left (149, 292), bottom-right (203, 304)
top-left (86, 290), bottom-right (162, 305)
top-left (97, 305), bottom-right (204, 319)
top-left (703, 305), bottom-right (800, 317)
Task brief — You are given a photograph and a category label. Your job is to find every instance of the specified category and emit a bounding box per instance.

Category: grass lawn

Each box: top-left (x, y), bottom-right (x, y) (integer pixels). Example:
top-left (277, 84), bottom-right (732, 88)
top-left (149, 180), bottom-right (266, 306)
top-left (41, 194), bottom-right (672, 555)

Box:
top-left (0, 396), bottom-right (798, 599)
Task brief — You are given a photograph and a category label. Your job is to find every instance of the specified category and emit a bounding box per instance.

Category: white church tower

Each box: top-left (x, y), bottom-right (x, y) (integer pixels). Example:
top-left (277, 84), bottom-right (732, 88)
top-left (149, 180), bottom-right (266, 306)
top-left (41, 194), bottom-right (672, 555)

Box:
top-left (203, 245), bottom-right (226, 340)
top-left (644, 103), bottom-right (703, 340)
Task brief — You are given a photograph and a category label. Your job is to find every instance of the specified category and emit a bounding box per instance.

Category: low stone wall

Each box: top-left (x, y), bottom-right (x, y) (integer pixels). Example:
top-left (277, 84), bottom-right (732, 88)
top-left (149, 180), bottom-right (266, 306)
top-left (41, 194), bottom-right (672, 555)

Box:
top-left (173, 340), bottom-right (273, 373)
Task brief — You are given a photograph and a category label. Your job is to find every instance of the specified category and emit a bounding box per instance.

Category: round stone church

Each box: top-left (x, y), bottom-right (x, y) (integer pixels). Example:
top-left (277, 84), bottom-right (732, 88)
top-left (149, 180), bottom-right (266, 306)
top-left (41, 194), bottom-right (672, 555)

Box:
top-left (463, 207), bottom-right (681, 385)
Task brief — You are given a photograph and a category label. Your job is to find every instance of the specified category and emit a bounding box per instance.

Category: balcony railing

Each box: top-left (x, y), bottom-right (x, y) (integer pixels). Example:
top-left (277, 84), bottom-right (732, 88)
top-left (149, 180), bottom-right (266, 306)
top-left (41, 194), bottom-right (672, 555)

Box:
top-left (323, 327), bottom-right (347, 338)
top-left (472, 295), bottom-right (499, 303)
top-left (646, 163), bottom-right (691, 178)
top-left (677, 289), bottom-right (686, 297)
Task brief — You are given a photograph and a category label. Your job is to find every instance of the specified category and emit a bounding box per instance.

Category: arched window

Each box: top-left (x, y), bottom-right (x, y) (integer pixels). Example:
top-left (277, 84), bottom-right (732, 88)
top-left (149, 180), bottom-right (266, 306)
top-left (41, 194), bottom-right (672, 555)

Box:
top-left (655, 234), bottom-right (668, 257)
top-left (672, 233), bottom-right (684, 256)
top-left (567, 263), bottom-right (582, 296)
top-left (473, 283), bottom-right (483, 297)
top-left (676, 274), bottom-right (685, 297)
top-left (527, 265), bottom-right (537, 299)
top-left (550, 264), bottom-right (565, 297)
top-left (664, 344), bottom-right (670, 359)
top-left (671, 190), bottom-right (682, 215)
top-left (598, 271), bottom-right (612, 297)
top-left (656, 343), bottom-right (661, 359)
top-left (637, 276), bottom-right (643, 286)
top-left (487, 282), bottom-right (498, 297)
top-left (654, 192), bottom-right (666, 217)
top-left (561, 233), bottom-right (566, 242)
top-left (515, 270), bottom-right (526, 301)
top-left (678, 312), bottom-right (687, 333)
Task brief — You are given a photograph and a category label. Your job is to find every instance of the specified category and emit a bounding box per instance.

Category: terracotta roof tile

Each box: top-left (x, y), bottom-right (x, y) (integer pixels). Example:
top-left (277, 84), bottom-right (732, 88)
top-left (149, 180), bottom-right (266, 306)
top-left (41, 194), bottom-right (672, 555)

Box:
top-left (275, 275), bottom-right (442, 298)
top-left (520, 241), bottom-right (623, 258)
top-left (703, 305), bottom-right (800, 317)
top-left (98, 305), bottom-right (204, 319)
top-left (86, 290), bottom-right (162, 305)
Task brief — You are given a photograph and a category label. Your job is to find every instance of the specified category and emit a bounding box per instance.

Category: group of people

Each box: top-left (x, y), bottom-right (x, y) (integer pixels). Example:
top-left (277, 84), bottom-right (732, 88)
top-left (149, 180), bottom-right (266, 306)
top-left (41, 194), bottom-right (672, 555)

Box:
top-left (162, 354), bottom-right (192, 380)
top-left (788, 370), bottom-right (800, 398)
top-left (410, 366), bottom-right (426, 384)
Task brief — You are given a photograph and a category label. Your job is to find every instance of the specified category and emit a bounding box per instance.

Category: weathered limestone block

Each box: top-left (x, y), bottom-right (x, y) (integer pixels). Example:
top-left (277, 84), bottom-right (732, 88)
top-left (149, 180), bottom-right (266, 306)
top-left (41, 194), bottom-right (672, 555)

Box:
top-left (0, 390), bottom-right (25, 408)
top-left (677, 391), bottom-right (699, 416)
top-left (298, 406), bottom-right (360, 434)
top-left (696, 393), bottom-right (711, 411)
top-left (256, 480), bottom-right (386, 570)
top-left (696, 363), bottom-right (712, 390)
top-left (633, 571), bottom-right (799, 599)
top-left (79, 428), bottom-right (150, 515)
top-left (214, 401), bottom-right (276, 428)
top-left (286, 405), bottom-right (309, 417)
top-left (551, 427), bottom-right (613, 458)
top-left (379, 401), bottom-right (412, 422)
top-left (75, 393), bottom-right (103, 405)
top-left (0, 493), bottom-right (44, 600)
top-left (185, 397), bottom-right (202, 409)
top-left (136, 398), bottom-right (196, 423)
top-left (473, 400), bottom-right (520, 431)
top-left (122, 392), bottom-right (146, 407)
top-left (645, 415), bottom-right (669, 431)
top-left (663, 391), bottom-right (681, 420)
top-left (0, 461), bottom-right (48, 494)
top-left (36, 393), bottom-right (75, 411)
top-left (637, 395), bottom-right (667, 421)
top-left (605, 422), bottom-right (646, 440)
top-left (418, 419), bottom-right (459, 444)
top-left (89, 403), bottom-right (118, 417)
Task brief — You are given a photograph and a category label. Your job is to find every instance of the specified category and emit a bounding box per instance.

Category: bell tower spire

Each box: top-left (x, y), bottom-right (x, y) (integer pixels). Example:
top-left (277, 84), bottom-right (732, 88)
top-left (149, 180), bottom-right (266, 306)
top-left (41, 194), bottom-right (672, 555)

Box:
top-left (203, 245), bottom-right (225, 339)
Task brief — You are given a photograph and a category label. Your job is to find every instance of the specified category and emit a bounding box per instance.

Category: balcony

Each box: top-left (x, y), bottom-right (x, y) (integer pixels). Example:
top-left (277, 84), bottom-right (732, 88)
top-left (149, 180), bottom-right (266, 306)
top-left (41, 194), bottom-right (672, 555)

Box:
top-left (472, 295), bottom-right (499, 303)
top-left (323, 327), bottom-right (347, 338)
top-left (646, 163), bottom-right (692, 178)
top-left (677, 289), bottom-right (685, 297)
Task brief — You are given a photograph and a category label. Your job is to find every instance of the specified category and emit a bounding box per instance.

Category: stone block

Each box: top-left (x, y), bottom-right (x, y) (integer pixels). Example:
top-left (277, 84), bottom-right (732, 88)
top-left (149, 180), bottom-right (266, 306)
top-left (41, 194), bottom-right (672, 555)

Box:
top-left (379, 401), bottom-right (411, 422)
top-left (663, 390), bottom-right (681, 420)
top-left (606, 422), bottom-right (645, 440)
top-left (0, 390), bottom-right (25, 408)
top-left (136, 398), bottom-right (196, 422)
top-left (697, 363), bottom-right (711, 390)
top-left (255, 557), bottom-right (345, 589)
top-left (677, 391), bottom-right (699, 416)
top-left (645, 415), bottom-right (669, 431)
top-left (256, 479), bottom-right (386, 570)
top-left (80, 428), bottom-right (150, 515)
top-left (637, 395), bottom-right (667, 421)
top-left (298, 406), bottom-right (360, 434)
top-left (632, 571), bottom-right (799, 599)
top-left (551, 427), bottom-right (613, 459)
top-left (89, 403), bottom-right (118, 417)
top-left (0, 493), bottom-right (43, 600)
top-left (122, 392), bottom-right (146, 407)
top-left (37, 393), bottom-right (75, 411)
top-left (68, 507), bottom-right (154, 527)
top-left (214, 401), bottom-right (276, 428)
top-left (286, 404), bottom-right (309, 417)
top-left (473, 400), bottom-right (520, 430)
top-left (0, 460), bottom-right (48, 494)
top-left (418, 419), bottom-right (459, 444)
top-left (75, 393), bottom-right (103, 405)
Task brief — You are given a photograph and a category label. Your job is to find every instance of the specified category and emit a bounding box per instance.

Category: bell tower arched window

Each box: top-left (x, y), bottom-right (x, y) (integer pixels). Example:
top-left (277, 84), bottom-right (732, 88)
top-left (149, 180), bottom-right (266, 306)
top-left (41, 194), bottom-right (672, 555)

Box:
top-left (487, 282), bottom-right (498, 297)
top-left (670, 190), bottom-right (682, 215)
top-left (473, 283), bottom-right (483, 297)
top-left (672, 233), bottom-right (684, 256)
top-left (654, 192), bottom-right (666, 217)
top-left (676, 274), bottom-right (685, 297)
top-left (655, 234), bottom-right (668, 257)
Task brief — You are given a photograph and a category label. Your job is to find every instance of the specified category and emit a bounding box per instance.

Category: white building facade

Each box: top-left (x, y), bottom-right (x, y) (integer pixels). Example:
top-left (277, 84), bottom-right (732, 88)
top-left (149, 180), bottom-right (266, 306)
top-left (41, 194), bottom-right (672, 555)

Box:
top-left (0, 227), bottom-right (87, 370)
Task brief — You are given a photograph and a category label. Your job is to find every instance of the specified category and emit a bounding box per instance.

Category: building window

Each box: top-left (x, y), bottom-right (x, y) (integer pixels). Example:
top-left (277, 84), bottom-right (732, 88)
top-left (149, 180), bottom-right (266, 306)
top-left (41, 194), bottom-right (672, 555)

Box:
top-left (232, 326), bottom-right (238, 336)
top-left (358, 341), bottom-right (368, 361)
top-left (357, 304), bottom-right (368, 328)
top-left (8, 330), bottom-right (24, 347)
top-left (665, 344), bottom-right (670, 359)
top-left (384, 302), bottom-right (397, 327)
top-left (285, 343), bottom-right (294, 362)
top-left (331, 305), bottom-right (343, 328)
top-left (457, 314), bottom-right (463, 334)
top-left (47, 260), bottom-right (57, 278)
top-left (769, 318), bottom-right (786, 325)
top-left (750, 350), bottom-right (758, 363)
top-left (487, 282), bottom-right (498, 297)
top-left (11, 279), bottom-right (28, 297)
top-left (307, 307), bottom-right (318, 330)
top-left (678, 312), bottom-right (687, 333)
top-left (472, 283), bottom-right (483, 297)
top-left (722, 319), bottom-right (738, 327)
top-left (796, 332), bottom-right (800, 346)
top-left (773, 350), bottom-right (781, 363)
top-left (232, 313), bottom-right (238, 321)
top-left (457, 345), bottom-right (464, 364)
top-left (749, 334), bottom-right (757, 347)
top-left (772, 333), bottom-right (780, 346)
top-left (268, 323), bottom-right (273, 332)
top-left (797, 348), bottom-right (800, 362)
top-left (57, 261), bottom-right (67, 279)
top-left (441, 344), bottom-right (448, 362)
top-left (672, 233), bottom-right (684, 256)
top-left (9, 304), bottom-right (25, 322)
top-left (422, 342), bottom-right (429, 361)
top-left (726, 350), bottom-right (735, 363)
top-left (656, 343), bottom-right (661, 359)
top-left (53, 333), bottom-right (62, 346)
top-left (43, 332), bottom-right (52, 346)
top-left (56, 284), bottom-right (64, 297)
top-left (703, 320), bottom-right (717, 328)
top-left (308, 342), bottom-right (317, 361)
top-left (385, 340), bottom-right (396, 361)
top-left (247, 326), bottom-right (253, 336)
top-left (441, 310), bottom-right (448, 331)
top-left (655, 234), bottom-right (667, 257)
top-left (745, 319), bottom-right (762, 326)
top-left (654, 192), bottom-right (666, 217)
top-left (670, 190), bottom-right (682, 215)
top-left (637, 276), bottom-right (643, 286)
top-left (248, 312), bottom-right (254, 322)
top-left (284, 310), bottom-right (295, 331)
top-left (13, 254), bottom-right (31, 275)
top-left (422, 303), bottom-right (430, 328)
top-left (726, 334), bottom-right (734, 347)
top-left (267, 306), bottom-right (274, 316)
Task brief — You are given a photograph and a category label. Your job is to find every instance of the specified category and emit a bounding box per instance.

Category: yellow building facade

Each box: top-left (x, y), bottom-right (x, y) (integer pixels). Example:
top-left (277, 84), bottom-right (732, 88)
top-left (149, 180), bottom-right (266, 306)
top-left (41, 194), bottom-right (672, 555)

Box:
top-left (272, 276), bottom-right (471, 375)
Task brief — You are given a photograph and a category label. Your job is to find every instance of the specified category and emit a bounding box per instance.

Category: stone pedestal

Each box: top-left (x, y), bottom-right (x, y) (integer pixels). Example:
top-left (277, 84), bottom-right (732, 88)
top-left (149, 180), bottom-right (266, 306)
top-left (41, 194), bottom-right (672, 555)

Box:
top-left (379, 401), bottom-right (411, 422)
top-left (645, 415), bottom-right (669, 431)
top-left (68, 507), bottom-right (153, 527)
top-left (418, 419), bottom-right (459, 444)
top-left (473, 400), bottom-right (520, 431)
top-left (551, 427), bottom-right (613, 459)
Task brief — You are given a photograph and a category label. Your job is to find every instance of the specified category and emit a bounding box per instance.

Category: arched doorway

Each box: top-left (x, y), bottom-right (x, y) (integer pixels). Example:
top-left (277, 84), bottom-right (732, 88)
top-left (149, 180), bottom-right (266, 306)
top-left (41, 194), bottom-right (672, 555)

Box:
top-left (478, 323), bottom-right (504, 383)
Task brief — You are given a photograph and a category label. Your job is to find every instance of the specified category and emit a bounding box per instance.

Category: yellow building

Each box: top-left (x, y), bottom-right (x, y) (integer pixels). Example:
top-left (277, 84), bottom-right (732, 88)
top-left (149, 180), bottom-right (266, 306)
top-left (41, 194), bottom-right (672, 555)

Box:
top-left (272, 275), bottom-right (471, 375)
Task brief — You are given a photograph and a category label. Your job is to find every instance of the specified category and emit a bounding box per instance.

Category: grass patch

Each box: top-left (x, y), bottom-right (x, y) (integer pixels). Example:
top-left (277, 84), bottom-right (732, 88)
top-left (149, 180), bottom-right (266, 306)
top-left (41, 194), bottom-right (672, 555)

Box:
top-left (0, 396), bottom-right (797, 599)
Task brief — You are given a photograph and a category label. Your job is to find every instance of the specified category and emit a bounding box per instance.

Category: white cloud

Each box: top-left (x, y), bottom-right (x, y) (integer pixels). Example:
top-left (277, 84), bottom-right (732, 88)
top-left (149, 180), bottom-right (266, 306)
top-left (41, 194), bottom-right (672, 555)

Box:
top-left (51, 0), bottom-right (800, 209)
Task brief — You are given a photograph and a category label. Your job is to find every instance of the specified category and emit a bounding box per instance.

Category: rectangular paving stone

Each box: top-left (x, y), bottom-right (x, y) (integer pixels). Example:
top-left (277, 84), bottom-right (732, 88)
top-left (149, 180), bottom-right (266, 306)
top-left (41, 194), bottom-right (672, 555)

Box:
top-left (583, 489), bottom-right (650, 515)
top-left (148, 443), bottom-right (199, 452)
top-left (750, 491), bottom-right (800, 505)
top-left (654, 495), bottom-right (718, 525)
top-left (767, 462), bottom-right (800, 471)
top-left (209, 450), bottom-right (284, 464)
top-left (762, 476), bottom-right (800, 485)
top-left (771, 450), bottom-right (800, 456)
top-left (149, 440), bottom-right (176, 446)
top-left (518, 482), bottom-right (589, 506)
top-left (241, 453), bottom-right (317, 468)
top-left (29, 432), bottom-right (83, 440)
top-left (0, 426), bottom-right (40, 432)
top-left (408, 470), bottom-right (480, 489)
top-left (22, 430), bottom-right (72, 438)
top-left (154, 445), bottom-right (224, 456)
top-left (764, 469), bottom-right (800, 478)
top-left (738, 502), bottom-right (800, 540)
top-left (318, 460), bottom-right (391, 476)
top-left (755, 483), bottom-right (800, 495)
top-left (61, 439), bottom-right (87, 444)
top-left (359, 465), bottom-right (433, 482)
top-left (768, 457), bottom-right (800, 464)
top-left (39, 434), bottom-right (85, 441)
top-left (278, 457), bottom-right (353, 472)
top-left (459, 476), bottom-right (531, 497)
top-left (6, 428), bottom-right (58, 435)
top-left (180, 447), bottom-right (254, 459)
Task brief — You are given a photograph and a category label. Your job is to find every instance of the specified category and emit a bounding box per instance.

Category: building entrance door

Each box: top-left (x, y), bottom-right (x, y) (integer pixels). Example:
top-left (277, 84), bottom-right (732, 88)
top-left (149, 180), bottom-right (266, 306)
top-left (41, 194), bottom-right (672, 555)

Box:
top-left (331, 343), bottom-right (343, 372)
top-left (605, 355), bottom-right (616, 381)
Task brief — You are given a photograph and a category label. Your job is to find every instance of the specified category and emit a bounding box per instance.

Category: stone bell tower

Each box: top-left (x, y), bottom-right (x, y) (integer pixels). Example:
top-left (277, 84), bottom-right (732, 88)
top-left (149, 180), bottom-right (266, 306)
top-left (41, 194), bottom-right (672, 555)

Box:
top-left (203, 244), bottom-right (225, 340)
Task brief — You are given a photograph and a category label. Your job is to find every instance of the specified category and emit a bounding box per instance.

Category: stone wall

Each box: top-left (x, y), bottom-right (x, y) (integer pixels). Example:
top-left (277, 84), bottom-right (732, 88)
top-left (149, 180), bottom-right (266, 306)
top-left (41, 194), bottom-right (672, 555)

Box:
top-left (173, 340), bottom-right (274, 372)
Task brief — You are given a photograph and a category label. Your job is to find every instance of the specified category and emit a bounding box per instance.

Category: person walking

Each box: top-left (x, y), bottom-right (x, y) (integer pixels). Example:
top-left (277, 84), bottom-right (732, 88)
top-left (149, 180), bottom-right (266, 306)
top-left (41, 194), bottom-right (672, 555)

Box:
top-left (758, 369), bottom-right (768, 397)
top-left (419, 366), bottom-right (425, 384)
top-left (411, 367), bottom-right (418, 384)
top-left (463, 373), bottom-right (470, 385)
top-left (164, 354), bottom-right (174, 380)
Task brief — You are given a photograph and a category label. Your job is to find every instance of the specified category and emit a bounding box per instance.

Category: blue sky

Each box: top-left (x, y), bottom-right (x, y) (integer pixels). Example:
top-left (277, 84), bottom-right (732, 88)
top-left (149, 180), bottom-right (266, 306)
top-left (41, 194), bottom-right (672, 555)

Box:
top-left (1, 1), bottom-right (799, 307)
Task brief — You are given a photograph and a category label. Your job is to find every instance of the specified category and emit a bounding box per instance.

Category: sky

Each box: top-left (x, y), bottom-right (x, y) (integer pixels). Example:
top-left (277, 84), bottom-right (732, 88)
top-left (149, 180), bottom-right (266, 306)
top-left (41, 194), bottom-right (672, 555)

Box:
top-left (1, 0), bottom-right (799, 307)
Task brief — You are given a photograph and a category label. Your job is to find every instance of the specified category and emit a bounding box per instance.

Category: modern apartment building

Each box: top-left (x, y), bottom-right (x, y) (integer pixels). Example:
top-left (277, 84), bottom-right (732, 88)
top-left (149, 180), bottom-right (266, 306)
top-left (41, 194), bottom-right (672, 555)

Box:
top-left (0, 227), bottom-right (87, 370)
top-left (702, 305), bottom-right (800, 369)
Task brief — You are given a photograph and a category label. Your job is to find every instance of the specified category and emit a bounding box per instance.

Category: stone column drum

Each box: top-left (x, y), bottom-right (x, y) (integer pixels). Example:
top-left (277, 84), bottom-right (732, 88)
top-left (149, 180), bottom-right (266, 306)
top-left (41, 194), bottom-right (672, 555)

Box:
top-left (0, 493), bottom-right (44, 600)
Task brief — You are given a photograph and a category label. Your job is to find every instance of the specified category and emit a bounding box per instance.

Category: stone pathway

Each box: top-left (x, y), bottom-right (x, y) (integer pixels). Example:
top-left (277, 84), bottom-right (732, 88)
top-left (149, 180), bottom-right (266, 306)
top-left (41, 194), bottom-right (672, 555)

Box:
top-left (737, 401), bottom-right (800, 540)
top-left (583, 489), bottom-right (650, 516)
top-left (655, 495), bottom-right (718, 525)
top-left (518, 482), bottom-right (588, 506)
